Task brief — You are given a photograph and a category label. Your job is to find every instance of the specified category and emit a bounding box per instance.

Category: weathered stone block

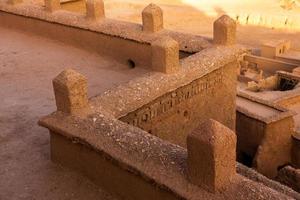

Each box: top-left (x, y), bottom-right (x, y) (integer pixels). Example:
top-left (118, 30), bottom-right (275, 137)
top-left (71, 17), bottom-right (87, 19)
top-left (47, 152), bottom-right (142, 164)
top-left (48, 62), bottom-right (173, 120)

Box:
top-left (45, 0), bottom-right (60, 12)
top-left (52, 69), bottom-right (88, 114)
top-left (151, 36), bottom-right (180, 74)
top-left (86, 0), bottom-right (105, 21)
top-left (142, 3), bottom-right (163, 33)
top-left (187, 119), bottom-right (236, 192)
top-left (213, 15), bottom-right (236, 46)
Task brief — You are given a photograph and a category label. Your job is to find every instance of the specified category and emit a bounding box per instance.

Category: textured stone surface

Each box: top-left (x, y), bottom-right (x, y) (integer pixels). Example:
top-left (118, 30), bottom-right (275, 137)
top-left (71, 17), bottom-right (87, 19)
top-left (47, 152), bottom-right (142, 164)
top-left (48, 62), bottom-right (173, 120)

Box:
top-left (187, 119), bottom-right (237, 192)
top-left (86, 0), bottom-right (105, 21)
top-left (277, 166), bottom-right (300, 193)
top-left (151, 36), bottom-right (180, 74)
top-left (44, 0), bottom-right (60, 12)
top-left (0, 3), bottom-right (212, 53)
top-left (52, 69), bottom-right (88, 114)
top-left (142, 3), bottom-right (163, 33)
top-left (7, 0), bottom-right (22, 5)
top-left (39, 112), bottom-right (294, 200)
top-left (213, 15), bottom-right (236, 46)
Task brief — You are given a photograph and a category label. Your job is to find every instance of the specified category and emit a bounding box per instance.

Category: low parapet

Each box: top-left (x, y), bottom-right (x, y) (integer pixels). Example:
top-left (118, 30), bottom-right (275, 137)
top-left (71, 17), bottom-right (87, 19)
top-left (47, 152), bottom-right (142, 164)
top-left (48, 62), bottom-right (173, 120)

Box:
top-left (90, 45), bottom-right (244, 147)
top-left (38, 71), bottom-right (294, 199)
top-left (0, 1), bottom-right (238, 73)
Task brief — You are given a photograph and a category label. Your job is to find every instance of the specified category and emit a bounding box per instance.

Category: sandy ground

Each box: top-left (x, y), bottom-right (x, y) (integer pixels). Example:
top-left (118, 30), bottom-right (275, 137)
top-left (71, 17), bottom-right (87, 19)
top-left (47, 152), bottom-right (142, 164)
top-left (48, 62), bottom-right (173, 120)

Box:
top-left (1, 0), bottom-right (300, 199)
top-left (0, 27), bottom-right (148, 200)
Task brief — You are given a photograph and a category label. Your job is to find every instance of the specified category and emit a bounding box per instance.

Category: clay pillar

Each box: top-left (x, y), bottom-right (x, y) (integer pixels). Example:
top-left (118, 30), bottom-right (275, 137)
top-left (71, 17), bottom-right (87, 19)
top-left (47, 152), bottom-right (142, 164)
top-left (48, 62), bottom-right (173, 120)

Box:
top-left (292, 132), bottom-right (300, 168)
top-left (7, 0), bottom-right (22, 5)
top-left (187, 119), bottom-right (237, 192)
top-left (213, 15), bottom-right (236, 45)
top-left (45, 0), bottom-right (60, 12)
top-left (142, 3), bottom-right (163, 33)
top-left (52, 69), bottom-right (88, 114)
top-left (151, 36), bottom-right (180, 74)
top-left (86, 0), bottom-right (105, 20)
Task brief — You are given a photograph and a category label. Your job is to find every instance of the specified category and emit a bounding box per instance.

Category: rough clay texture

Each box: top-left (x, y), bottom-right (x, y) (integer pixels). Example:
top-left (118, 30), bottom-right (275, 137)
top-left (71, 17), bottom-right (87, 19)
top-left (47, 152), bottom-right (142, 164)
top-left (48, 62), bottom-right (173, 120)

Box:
top-left (237, 163), bottom-right (300, 199)
top-left (277, 166), bottom-right (300, 193)
top-left (39, 112), bottom-right (294, 200)
top-left (44, 0), bottom-right (60, 12)
top-left (142, 3), bottom-right (163, 33)
top-left (118, 58), bottom-right (238, 147)
top-left (53, 69), bottom-right (88, 114)
top-left (151, 36), bottom-right (180, 74)
top-left (7, 0), bottom-right (22, 5)
top-left (0, 26), bottom-right (149, 200)
top-left (213, 15), bottom-right (237, 46)
top-left (253, 117), bottom-right (294, 178)
top-left (0, 3), bottom-right (212, 53)
top-left (187, 119), bottom-right (237, 192)
top-left (0, 1), bottom-right (300, 200)
top-left (236, 93), bottom-right (294, 178)
top-left (86, 0), bottom-right (105, 21)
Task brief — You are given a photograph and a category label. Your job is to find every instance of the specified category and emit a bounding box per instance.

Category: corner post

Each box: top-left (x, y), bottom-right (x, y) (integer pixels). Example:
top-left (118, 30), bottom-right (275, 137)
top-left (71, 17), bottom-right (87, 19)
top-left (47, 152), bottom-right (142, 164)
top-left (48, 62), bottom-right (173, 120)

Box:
top-left (151, 36), bottom-right (180, 74)
top-left (86, 0), bottom-right (105, 21)
top-left (142, 3), bottom-right (163, 33)
top-left (187, 119), bottom-right (237, 192)
top-left (52, 69), bottom-right (88, 114)
top-left (213, 15), bottom-right (237, 45)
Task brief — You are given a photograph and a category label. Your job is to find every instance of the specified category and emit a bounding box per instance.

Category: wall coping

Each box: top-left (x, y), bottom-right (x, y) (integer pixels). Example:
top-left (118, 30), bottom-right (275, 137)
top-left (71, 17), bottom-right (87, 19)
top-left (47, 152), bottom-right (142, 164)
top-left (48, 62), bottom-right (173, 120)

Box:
top-left (237, 91), bottom-right (295, 124)
top-left (38, 111), bottom-right (294, 200)
top-left (0, 2), bottom-right (212, 53)
top-left (90, 45), bottom-right (245, 118)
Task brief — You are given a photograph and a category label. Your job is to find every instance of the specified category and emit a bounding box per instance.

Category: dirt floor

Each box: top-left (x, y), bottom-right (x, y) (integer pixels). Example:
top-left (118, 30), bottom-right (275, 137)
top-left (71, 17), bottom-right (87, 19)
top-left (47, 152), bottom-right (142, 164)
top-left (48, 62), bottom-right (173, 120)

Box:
top-left (0, 27), bottom-right (148, 200)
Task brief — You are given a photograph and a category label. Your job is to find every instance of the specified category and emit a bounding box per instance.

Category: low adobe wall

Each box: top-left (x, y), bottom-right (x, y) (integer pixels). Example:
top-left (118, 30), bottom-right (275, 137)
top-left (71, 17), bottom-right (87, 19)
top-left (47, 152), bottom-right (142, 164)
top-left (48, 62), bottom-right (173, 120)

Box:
top-left (39, 110), bottom-right (295, 200)
top-left (236, 92), bottom-right (295, 178)
top-left (0, 3), bottom-right (211, 68)
top-left (118, 62), bottom-right (236, 147)
top-left (37, 40), bottom-right (299, 199)
top-left (91, 46), bottom-right (240, 147)
top-left (244, 55), bottom-right (299, 74)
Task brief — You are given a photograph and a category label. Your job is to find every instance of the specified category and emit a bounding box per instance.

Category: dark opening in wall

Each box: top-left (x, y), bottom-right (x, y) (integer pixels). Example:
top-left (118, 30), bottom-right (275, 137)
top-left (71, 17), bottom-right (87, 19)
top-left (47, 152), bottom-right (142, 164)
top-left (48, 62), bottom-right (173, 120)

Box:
top-left (278, 78), bottom-right (299, 91)
top-left (239, 152), bottom-right (254, 167)
top-left (179, 51), bottom-right (195, 59)
top-left (127, 59), bottom-right (136, 69)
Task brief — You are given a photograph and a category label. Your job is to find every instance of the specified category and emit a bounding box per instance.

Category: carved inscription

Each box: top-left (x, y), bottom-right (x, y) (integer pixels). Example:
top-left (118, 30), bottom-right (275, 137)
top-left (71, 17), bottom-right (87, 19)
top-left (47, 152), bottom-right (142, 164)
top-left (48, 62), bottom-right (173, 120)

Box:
top-left (120, 70), bottom-right (223, 127)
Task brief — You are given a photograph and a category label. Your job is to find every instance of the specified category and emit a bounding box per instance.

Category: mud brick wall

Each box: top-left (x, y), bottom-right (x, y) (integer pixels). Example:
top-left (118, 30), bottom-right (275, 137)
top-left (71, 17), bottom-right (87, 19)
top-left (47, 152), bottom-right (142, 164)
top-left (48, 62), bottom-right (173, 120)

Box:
top-left (0, 11), bottom-right (152, 68)
top-left (39, 112), bottom-right (296, 200)
top-left (236, 94), bottom-right (294, 178)
top-left (0, 4), bottom-right (210, 68)
top-left (120, 63), bottom-right (237, 147)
